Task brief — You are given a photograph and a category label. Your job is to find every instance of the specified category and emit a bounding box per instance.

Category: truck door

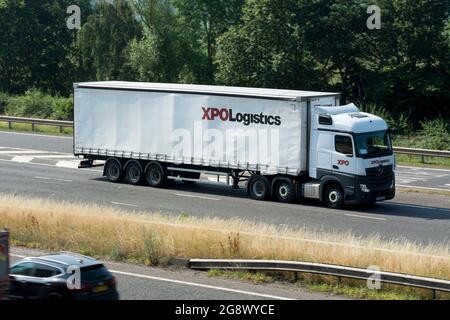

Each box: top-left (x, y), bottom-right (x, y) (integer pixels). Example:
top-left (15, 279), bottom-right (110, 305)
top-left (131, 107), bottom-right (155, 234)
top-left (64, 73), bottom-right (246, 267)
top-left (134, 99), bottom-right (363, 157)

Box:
top-left (332, 134), bottom-right (356, 176)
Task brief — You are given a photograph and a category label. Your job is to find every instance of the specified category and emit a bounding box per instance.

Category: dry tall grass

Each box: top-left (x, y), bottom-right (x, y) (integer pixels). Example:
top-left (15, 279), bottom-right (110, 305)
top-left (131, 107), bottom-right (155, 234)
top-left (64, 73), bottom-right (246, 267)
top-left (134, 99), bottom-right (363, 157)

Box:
top-left (0, 194), bottom-right (448, 280)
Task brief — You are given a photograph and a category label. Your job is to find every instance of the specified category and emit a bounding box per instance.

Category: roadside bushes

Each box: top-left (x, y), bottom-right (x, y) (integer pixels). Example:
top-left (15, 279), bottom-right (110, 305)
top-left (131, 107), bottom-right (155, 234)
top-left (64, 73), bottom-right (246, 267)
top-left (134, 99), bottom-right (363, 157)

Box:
top-left (360, 103), bottom-right (449, 151)
top-left (2, 89), bottom-right (73, 121)
top-left (418, 119), bottom-right (450, 150)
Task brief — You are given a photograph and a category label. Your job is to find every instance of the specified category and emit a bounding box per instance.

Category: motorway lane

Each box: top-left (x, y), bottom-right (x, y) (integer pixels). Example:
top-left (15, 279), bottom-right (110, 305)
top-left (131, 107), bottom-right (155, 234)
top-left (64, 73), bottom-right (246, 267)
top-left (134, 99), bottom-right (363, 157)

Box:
top-left (0, 131), bottom-right (449, 244)
top-left (1, 130), bottom-right (450, 191)
top-left (10, 248), bottom-right (341, 300)
top-left (0, 157), bottom-right (449, 244)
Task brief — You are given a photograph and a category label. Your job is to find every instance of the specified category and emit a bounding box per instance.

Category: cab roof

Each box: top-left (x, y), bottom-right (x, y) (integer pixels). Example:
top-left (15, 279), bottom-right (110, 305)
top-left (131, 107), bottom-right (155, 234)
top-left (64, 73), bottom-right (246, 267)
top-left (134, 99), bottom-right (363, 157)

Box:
top-left (75, 81), bottom-right (340, 102)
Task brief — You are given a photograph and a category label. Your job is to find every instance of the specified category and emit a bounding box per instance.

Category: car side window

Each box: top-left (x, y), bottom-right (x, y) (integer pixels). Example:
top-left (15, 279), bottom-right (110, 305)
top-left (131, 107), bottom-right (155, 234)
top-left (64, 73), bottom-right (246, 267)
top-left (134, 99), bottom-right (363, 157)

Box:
top-left (10, 262), bottom-right (35, 276)
top-left (34, 263), bottom-right (61, 278)
top-left (335, 135), bottom-right (353, 156)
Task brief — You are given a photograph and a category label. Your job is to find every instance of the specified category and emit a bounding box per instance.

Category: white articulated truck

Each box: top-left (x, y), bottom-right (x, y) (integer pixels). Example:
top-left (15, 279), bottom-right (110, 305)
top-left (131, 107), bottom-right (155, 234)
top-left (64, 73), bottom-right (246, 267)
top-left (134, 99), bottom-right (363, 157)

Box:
top-left (74, 81), bottom-right (396, 208)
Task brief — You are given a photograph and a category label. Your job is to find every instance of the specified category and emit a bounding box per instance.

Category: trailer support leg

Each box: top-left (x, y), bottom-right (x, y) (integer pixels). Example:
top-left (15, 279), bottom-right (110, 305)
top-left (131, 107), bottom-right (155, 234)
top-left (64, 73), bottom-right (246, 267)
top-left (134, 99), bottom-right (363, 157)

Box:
top-left (231, 171), bottom-right (239, 189)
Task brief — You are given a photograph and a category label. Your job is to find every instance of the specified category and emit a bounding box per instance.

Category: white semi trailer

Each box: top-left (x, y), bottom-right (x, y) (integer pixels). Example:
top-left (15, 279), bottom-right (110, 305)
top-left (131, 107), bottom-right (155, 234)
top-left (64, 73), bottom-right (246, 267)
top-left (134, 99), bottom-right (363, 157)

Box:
top-left (74, 81), bottom-right (396, 208)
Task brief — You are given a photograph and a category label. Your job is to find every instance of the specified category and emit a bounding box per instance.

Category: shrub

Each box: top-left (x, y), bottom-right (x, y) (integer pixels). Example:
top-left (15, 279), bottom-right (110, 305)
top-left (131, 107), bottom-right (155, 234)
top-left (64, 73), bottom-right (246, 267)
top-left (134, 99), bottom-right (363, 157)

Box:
top-left (5, 89), bottom-right (73, 120)
top-left (419, 118), bottom-right (450, 150)
top-left (359, 103), bottom-right (412, 135)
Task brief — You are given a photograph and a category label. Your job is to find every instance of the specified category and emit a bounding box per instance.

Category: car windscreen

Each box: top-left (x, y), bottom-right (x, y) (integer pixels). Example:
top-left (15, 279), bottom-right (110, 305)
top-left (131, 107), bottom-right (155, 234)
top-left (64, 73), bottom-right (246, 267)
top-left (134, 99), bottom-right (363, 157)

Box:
top-left (80, 264), bottom-right (111, 282)
top-left (354, 130), bottom-right (392, 158)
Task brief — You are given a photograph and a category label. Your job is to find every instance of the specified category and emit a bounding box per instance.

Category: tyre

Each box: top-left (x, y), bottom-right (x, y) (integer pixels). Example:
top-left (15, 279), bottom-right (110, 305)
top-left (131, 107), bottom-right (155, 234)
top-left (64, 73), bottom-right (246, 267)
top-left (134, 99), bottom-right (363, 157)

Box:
top-left (249, 176), bottom-right (269, 201)
top-left (324, 184), bottom-right (344, 209)
top-left (125, 161), bottom-right (143, 185)
top-left (275, 179), bottom-right (295, 203)
top-left (146, 163), bottom-right (166, 188)
top-left (105, 158), bottom-right (123, 183)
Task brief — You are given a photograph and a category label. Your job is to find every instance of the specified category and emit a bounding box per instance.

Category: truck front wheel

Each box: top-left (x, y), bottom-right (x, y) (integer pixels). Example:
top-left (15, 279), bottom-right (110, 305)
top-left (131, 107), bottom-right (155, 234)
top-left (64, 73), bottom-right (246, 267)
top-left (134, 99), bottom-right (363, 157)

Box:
top-left (105, 158), bottom-right (123, 183)
top-left (324, 184), bottom-right (344, 209)
top-left (146, 163), bottom-right (166, 188)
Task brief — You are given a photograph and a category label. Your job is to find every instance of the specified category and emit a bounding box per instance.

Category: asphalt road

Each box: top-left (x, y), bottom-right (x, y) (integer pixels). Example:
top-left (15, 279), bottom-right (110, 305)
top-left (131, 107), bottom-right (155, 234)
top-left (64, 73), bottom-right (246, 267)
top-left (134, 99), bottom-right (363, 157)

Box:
top-left (10, 248), bottom-right (342, 300)
top-left (0, 131), bottom-right (449, 245)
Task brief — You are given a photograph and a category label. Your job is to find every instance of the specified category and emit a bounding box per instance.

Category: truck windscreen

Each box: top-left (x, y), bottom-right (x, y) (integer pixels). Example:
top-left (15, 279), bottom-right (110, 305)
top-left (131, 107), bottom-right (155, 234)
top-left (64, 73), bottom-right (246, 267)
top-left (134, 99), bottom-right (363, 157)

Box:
top-left (354, 130), bottom-right (392, 158)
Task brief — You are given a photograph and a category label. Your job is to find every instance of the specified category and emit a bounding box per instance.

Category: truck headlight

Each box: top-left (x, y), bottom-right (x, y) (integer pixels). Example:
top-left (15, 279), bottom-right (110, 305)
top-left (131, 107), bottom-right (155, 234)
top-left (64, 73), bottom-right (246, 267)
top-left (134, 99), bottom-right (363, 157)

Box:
top-left (360, 184), bottom-right (370, 193)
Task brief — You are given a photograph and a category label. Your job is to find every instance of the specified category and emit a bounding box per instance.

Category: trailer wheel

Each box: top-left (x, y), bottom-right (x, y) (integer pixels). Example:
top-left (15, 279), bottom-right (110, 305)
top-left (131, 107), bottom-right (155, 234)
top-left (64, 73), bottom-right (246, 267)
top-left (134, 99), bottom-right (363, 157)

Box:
top-left (249, 176), bottom-right (269, 201)
top-left (275, 179), bottom-right (295, 203)
top-left (125, 161), bottom-right (143, 185)
top-left (105, 158), bottom-right (123, 183)
top-left (324, 184), bottom-right (344, 209)
top-left (146, 163), bottom-right (165, 188)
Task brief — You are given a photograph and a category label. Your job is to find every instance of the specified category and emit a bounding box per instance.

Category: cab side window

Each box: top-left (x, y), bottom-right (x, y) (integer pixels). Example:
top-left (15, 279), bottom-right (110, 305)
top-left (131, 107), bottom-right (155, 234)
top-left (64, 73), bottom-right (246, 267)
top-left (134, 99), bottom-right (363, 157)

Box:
top-left (335, 135), bottom-right (353, 156)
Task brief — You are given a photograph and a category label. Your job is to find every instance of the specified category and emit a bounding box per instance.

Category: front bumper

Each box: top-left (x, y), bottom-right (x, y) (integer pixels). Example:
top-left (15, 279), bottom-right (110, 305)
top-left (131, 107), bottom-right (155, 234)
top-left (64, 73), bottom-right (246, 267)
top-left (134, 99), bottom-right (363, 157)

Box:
top-left (345, 175), bottom-right (395, 204)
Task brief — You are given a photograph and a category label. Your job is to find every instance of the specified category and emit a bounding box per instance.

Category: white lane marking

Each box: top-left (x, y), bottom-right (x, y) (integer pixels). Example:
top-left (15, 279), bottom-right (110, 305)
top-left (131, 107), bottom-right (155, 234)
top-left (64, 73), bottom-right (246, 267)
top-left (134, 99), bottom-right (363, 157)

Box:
top-left (397, 184), bottom-right (450, 192)
top-left (111, 202), bottom-right (139, 208)
top-left (0, 150), bottom-right (49, 154)
top-left (397, 165), bottom-right (450, 173)
top-left (0, 158), bottom-right (101, 172)
top-left (11, 156), bottom-right (33, 163)
top-left (383, 202), bottom-right (450, 212)
top-left (174, 193), bottom-right (220, 201)
top-left (35, 176), bottom-right (73, 183)
top-left (110, 270), bottom-right (293, 300)
top-left (9, 253), bottom-right (292, 300)
top-left (55, 160), bottom-right (80, 169)
top-left (344, 214), bottom-right (386, 221)
top-left (32, 155), bottom-right (76, 159)
top-left (0, 130), bottom-right (72, 140)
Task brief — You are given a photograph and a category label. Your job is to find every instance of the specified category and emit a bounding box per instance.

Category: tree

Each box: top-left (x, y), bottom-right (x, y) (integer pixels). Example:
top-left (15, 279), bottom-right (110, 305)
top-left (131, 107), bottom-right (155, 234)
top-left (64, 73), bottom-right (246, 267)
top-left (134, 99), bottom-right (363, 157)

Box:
top-left (0, 0), bottom-right (91, 95)
top-left (216, 0), bottom-right (324, 90)
top-left (77, 0), bottom-right (142, 81)
top-left (174, 0), bottom-right (244, 83)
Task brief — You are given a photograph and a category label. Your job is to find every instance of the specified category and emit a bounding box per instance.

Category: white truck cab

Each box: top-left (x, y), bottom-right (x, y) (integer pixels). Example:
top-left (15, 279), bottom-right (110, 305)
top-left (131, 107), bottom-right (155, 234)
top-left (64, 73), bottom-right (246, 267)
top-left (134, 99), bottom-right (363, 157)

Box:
top-left (307, 103), bottom-right (396, 208)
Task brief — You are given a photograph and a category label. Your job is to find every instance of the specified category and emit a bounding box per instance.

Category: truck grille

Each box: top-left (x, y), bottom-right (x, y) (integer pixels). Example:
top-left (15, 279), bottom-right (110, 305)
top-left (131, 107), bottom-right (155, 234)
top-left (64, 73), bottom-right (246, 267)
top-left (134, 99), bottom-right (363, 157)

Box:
top-left (365, 165), bottom-right (394, 187)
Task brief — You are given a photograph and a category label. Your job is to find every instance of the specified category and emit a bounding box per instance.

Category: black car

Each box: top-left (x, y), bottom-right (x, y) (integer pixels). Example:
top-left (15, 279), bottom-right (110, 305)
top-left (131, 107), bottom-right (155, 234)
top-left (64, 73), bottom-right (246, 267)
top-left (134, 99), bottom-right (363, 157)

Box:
top-left (8, 252), bottom-right (119, 300)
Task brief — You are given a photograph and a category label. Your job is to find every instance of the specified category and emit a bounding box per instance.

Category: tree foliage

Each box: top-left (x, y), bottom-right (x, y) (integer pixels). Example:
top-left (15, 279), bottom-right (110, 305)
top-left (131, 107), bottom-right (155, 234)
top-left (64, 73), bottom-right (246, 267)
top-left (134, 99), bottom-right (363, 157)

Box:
top-left (0, 0), bottom-right (448, 123)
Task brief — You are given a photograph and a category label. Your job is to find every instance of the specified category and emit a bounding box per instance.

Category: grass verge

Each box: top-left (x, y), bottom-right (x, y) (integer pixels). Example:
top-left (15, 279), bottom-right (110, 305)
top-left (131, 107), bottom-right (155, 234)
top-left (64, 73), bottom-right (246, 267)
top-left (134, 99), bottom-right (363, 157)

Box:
top-left (397, 188), bottom-right (450, 197)
top-left (206, 269), bottom-right (448, 300)
top-left (0, 194), bottom-right (449, 298)
top-left (396, 154), bottom-right (450, 168)
top-left (0, 121), bottom-right (72, 136)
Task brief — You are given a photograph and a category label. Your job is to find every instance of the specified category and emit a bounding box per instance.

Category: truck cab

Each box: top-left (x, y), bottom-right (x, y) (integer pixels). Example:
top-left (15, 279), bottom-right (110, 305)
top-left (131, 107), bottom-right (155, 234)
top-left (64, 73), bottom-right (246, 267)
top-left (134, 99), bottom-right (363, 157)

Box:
top-left (308, 103), bottom-right (396, 208)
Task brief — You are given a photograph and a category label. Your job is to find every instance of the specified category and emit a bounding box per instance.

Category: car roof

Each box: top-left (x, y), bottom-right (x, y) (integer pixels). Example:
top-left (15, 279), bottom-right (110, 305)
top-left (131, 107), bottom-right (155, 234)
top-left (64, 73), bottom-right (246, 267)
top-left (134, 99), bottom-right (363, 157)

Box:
top-left (22, 252), bottom-right (101, 268)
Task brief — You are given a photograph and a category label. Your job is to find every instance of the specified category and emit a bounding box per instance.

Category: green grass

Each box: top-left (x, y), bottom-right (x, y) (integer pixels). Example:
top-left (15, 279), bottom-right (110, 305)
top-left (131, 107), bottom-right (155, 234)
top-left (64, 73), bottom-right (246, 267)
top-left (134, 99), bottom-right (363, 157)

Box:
top-left (396, 154), bottom-right (450, 168)
top-left (207, 269), bottom-right (274, 284)
top-left (206, 269), bottom-right (449, 300)
top-left (0, 121), bottom-right (73, 136)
